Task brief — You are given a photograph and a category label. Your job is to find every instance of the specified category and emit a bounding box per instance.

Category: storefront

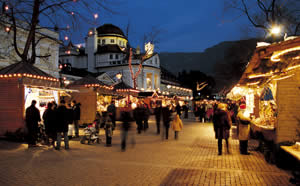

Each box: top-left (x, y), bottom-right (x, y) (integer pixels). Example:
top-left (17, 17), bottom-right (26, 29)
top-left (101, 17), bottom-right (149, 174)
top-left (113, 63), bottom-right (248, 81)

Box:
top-left (113, 81), bottom-right (139, 109)
top-left (227, 37), bottom-right (300, 160)
top-left (67, 75), bottom-right (114, 124)
top-left (0, 62), bottom-right (63, 135)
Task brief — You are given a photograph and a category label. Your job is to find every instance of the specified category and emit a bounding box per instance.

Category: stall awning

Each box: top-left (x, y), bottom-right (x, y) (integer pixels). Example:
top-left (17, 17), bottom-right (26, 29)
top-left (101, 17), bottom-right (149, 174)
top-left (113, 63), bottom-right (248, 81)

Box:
top-left (24, 84), bottom-right (79, 93)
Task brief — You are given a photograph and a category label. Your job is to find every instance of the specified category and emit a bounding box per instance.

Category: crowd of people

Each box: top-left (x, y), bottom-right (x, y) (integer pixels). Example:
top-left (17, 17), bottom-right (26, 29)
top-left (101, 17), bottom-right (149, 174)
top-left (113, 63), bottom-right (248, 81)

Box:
top-left (25, 98), bottom-right (251, 156)
top-left (194, 100), bottom-right (239, 123)
top-left (25, 99), bottom-right (81, 150)
top-left (25, 99), bottom-right (185, 151)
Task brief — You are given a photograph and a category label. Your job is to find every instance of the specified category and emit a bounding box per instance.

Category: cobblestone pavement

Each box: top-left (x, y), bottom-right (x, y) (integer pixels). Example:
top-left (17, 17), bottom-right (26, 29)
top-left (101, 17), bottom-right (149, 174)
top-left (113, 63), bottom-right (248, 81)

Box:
top-left (0, 115), bottom-right (293, 186)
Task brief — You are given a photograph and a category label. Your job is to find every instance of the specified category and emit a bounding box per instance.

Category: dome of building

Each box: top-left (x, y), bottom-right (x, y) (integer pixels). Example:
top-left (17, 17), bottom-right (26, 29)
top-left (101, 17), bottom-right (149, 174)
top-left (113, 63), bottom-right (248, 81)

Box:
top-left (96, 24), bottom-right (126, 38)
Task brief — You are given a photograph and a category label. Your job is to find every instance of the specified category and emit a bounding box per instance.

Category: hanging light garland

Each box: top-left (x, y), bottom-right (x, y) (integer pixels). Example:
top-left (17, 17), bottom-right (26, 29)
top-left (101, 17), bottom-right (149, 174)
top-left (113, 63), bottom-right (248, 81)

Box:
top-left (0, 73), bottom-right (59, 81)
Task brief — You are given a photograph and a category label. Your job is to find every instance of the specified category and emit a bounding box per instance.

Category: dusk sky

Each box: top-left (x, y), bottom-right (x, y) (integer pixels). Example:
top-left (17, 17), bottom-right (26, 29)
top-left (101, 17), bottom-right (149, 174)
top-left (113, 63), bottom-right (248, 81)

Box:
top-left (70, 0), bottom-right (251, 53)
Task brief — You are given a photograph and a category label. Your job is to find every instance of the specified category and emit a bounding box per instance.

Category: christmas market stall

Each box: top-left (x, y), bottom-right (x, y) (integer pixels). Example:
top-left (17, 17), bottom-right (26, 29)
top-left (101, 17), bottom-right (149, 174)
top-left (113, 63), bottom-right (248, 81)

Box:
top-left (0, 62), bottom-right (70, 135)
top-left (227, 36), bottom-right (300, 161)
top-left (113, 81), bottom-right (139, 106)
top-left (67, 75), bottom-right (114, 125)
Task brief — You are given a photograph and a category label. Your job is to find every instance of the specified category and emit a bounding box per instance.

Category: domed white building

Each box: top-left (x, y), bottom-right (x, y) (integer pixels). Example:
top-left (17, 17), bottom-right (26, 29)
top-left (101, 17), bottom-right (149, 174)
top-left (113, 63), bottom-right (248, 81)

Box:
top-left (59, 24), bottom-right (161, 91)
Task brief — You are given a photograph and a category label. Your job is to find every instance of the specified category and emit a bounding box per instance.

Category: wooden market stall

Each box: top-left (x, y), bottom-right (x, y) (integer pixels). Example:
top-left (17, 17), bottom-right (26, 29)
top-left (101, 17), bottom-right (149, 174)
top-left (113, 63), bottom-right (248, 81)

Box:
top-left (0, 62), bottom-right (62, 135)
top-left (67, 75), bottom-right (114, 125)
top-left (227, 36), bottom-right (300, 158)
top-left (113, 81), bottom-right (139, 107)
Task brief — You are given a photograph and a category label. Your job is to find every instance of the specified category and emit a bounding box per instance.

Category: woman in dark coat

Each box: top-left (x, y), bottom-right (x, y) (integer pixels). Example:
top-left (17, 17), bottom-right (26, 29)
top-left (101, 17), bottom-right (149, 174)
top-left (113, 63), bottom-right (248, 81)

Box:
top-left (43, 102), bottom-right (56, 147)
top-left (213, 103), bottom-right (232, 155)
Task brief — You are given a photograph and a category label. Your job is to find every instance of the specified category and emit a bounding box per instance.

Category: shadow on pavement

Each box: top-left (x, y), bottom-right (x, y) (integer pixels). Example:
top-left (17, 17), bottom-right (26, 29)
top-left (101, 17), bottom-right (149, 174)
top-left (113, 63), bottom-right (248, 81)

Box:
top-left (0, 140), bottom-right (25, 150)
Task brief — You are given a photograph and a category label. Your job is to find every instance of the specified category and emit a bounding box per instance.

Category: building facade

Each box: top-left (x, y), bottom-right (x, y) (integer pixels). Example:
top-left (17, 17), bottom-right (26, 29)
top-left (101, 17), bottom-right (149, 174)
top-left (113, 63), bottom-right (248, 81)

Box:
top-left (59, 24), bottom-right (160, 91)
top-left (0, 24), bottom-right (60, 78)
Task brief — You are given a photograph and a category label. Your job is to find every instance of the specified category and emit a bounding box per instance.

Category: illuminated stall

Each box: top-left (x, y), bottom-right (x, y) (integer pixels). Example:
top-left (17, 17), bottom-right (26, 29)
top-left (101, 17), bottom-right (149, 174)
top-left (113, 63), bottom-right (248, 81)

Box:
top-left (113, 81), bottom-right (139, 109)
top-left (0, 62), bottom-right (62, 135)
top-left (67, 75), bottom-right (114, 124)
top-left (227, 37), bottom-right (300, 146)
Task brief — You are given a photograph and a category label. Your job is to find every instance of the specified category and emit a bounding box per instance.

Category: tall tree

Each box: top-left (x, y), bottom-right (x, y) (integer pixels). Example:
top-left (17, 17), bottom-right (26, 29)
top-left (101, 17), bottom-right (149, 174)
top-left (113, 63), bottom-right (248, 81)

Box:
top-left (0, 0), bottom-right (115, 64)
top-left (224, 0), bottom-right (300, 36)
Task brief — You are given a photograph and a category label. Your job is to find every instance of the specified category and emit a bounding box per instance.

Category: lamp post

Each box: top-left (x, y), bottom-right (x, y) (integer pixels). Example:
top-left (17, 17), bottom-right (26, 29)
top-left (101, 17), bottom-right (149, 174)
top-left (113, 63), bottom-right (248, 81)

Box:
top-left (270, 26), bottom-right (281, 35)
top-left (269, 25), bottom-right (282, 42)
top-left (116, 72), bottom-right (122, 82)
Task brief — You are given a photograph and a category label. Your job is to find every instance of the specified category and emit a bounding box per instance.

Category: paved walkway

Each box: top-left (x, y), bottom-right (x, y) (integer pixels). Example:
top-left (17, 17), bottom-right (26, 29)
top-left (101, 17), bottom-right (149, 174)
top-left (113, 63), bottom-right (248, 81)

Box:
top-left (0, 116), bottom-right (293, 186)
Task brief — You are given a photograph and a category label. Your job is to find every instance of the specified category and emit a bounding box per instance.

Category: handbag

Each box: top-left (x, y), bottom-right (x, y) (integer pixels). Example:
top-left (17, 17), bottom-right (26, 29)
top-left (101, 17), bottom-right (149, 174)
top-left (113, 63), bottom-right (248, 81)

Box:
top-left (240, 119), bottom-right (250, 125)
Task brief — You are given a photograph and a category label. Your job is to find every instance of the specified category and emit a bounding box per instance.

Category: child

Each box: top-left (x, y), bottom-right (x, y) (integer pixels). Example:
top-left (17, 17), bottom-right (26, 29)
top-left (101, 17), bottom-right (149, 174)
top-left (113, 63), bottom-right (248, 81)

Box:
top-left (104, 118), bottom-right (113, 147)
top-left (171, 114), bottom-right (183, 140)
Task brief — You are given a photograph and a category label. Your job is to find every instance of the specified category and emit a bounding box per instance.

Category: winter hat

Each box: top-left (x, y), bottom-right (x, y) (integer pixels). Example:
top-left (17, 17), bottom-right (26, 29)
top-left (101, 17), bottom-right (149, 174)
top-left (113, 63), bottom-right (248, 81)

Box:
top-left (239, 103), bottom-right (246, 110)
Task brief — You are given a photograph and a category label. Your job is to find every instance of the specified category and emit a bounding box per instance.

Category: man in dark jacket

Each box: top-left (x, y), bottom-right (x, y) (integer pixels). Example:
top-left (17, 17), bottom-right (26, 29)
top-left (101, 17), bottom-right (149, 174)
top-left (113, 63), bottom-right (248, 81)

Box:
top-left (56, 100), bottom-right (69, 150)
top-left (71, 100), bottom-right (80, 137)
top-left (213, 103), bottom-right (232, 155)
top-left (142, 101), bottom-right (150, 131)
top-left (25, 100), bottom-right (41, 147)
top-left (107, 100), bottom-right (116, 129)
top-left (162, 105), bottom-right (172, 140)
top-left (154, 102), bottom-right (162, 134)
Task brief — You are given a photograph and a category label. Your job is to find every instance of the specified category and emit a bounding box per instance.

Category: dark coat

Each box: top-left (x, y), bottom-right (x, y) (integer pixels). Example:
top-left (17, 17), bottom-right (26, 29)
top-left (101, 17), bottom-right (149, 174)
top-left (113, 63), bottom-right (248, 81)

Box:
top-left (25, 105), bottom-right (41, 128)
top-left (133, 107), bottom-right (145, 123)
top-left (72, 104), bottom-right (81, 120)
top-left (121, 111), bottom-right (133, 131)
top-left (56, 104), bottom-right (69, 132)
top-left (154, 106), bottom-right (162, 121)
top-left (107, 104), bottom-right (116, 116)
top-left (42, 108), bottom-right (56, 135)
top-left (143, 103), bottom-right (150, 120)
top-left (213, 109), bottom-right (231, 139)
top-left (175, 105), bottom-right (181, 115)
top-left (67, 108), bottom-right (74, 124)
top-left (162, 107), bottom-right (171, 127)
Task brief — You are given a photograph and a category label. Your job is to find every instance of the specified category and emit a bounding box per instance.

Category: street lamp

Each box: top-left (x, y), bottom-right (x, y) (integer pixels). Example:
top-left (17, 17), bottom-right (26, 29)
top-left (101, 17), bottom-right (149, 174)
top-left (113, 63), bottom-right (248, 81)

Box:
top-left (270, 25), bottom-right (281, 35)
top-left (116, 72), bottom-right (122, 81)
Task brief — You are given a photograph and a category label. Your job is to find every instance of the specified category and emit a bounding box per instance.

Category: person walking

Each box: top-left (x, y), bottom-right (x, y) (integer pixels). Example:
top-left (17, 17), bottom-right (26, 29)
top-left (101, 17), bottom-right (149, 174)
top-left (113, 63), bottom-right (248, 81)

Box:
top-left (237, 103), bottom-right (251, 155)
top-left (199, 103), bottom-right (206, 123)
top-left (107, 100), bottom-right (116, 130)
top-left (25, 100), bottom-right (41, 148)
top-left (120, 107), bottom-right (133, 151)
top-left (55, 100), bottom-right (69, 150)
top-left (71, 100), bottom-right (81, 138)
top-left (142, 101), bottom-right (150, 131)
top-left (133, 102), bottom-right (145, 134)
top-left (162, 105), bottom-right (172, 140)
top-left (104, 117), bottom-right (113, 147)
top-left (182, 103), bottom-right (189, 119)
top-left (175, 103), bottom-right (181, 117)
top-left (154, 102), bottom-right (162, 134)
top-left (42, 102), bottom-right (56, 147)
top-left (213, 103), bottom-right (232, 155)
top-left (171, 114), bottom-right (183, 140)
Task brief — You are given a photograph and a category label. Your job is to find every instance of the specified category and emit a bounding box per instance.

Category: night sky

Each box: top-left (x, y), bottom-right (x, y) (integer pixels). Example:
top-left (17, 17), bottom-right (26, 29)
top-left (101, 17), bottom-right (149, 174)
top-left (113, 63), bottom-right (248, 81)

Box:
top-left (70, 0), bottom-right (250, 53)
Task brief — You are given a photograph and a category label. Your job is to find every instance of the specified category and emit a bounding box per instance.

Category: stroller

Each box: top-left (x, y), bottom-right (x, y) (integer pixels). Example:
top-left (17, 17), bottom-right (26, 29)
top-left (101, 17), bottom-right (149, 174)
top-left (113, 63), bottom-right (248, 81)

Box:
top-left (80, 122), bottom-right (100, 144)
top-left (37, 123), bottom-right (47, 144)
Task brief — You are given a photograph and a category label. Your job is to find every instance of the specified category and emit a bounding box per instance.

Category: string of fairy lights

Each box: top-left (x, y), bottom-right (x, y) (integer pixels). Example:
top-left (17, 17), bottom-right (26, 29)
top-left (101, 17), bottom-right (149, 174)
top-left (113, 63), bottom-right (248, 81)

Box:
top-left (2, 1), bottom-right (100, 82)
